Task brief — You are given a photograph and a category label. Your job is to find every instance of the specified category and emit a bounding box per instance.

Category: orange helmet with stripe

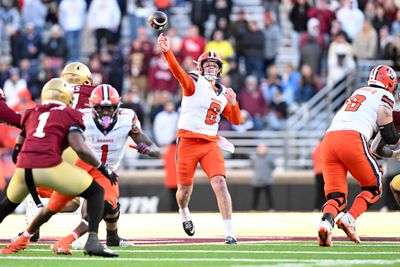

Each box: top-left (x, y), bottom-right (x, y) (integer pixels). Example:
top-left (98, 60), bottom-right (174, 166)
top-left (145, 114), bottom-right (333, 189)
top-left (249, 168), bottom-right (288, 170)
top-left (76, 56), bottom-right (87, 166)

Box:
top-left (89, 84), bottom-right (121, 129)
top-left (195, 51), bottom-right (223, 81)
top-left (368, 65), bottom-right (398, 94)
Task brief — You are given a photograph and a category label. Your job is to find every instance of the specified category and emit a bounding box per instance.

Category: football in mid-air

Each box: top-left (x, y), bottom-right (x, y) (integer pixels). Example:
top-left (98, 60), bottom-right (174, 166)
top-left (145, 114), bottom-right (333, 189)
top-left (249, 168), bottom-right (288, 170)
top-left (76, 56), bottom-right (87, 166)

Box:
top-left (148, 11), bottom-right (168, 31)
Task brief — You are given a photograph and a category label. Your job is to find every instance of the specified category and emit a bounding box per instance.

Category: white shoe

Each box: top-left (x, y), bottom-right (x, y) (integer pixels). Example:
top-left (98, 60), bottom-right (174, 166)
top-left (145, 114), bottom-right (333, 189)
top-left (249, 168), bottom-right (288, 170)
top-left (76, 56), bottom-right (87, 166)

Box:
top-left (336, 212), bottom-right (361, 244)
top-left (318, 220), bottom-right (333, 247)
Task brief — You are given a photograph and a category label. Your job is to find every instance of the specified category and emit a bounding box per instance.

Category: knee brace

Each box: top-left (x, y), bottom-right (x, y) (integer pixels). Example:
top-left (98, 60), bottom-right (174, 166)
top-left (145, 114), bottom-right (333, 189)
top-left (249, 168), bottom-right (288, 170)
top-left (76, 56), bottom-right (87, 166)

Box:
top-left (322, 192), bottom-right (346, 213)
top-left (357, 186), bottom-right (381, 207)
top-left (103, 201), bottom-right (120, 223)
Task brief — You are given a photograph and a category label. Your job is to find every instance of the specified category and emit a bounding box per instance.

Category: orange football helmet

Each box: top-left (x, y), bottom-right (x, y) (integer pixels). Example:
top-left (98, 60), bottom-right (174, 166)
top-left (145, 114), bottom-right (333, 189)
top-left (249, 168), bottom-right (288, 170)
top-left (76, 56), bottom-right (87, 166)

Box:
top-left (195, 51), bottom-right (223, 81)
top-left (368, 65), bottom-right (398, 94)
top-left (89, 84), bottom-right (121, 129)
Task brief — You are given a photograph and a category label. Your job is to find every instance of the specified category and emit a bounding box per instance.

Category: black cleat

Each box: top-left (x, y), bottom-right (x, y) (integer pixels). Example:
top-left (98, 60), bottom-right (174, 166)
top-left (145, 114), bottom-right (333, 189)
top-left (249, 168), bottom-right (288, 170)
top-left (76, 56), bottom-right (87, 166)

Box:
top-left (106, 234), bottom-right (133, 247)
top-left (225, 236), bottom-right (237, 244)
top-left (84, 234), bottom-right (119, 257)
top-left (182, 220), bottom-right (195, 236)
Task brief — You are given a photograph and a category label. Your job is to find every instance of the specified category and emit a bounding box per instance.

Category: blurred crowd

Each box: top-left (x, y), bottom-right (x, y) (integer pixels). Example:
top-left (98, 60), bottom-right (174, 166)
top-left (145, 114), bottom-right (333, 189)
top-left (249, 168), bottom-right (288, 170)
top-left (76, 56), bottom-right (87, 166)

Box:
top-left (0, 0), bottom-right (399, 139)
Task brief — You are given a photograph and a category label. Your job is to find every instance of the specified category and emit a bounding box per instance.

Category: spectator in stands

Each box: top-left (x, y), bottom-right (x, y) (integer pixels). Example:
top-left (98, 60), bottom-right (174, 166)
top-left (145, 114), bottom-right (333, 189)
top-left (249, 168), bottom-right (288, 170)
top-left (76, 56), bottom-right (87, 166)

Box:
top-left (336, 0), bottom-right (364, 42)
top-left (263, 12), bottom-right (281, 71)
top-left (181, 25), bottom-right (206, 63)
top-left (226, 57), bottom-right (245, 95)
top-left (33, 56), bottom-right (58, 94)
top-left (295, 64), bottom-right (322, 104)
top-left (126, 0), bottom-right (152, 41)
top-left (87, 0), bottom-right (122, 53)
top-left (261, 64), bottom-right (282, 104)
top-left (59, 0), bottom-right (87, 62)
top-left (307, 0), bottom-right (336, 43)
top-left (211, 0), bottom-right (232, 25)
top-left (153, 100), bottom-right (179, 147)
top-left (1, 0), bottom-right (22, 66)
top-left (327, 33), bottom-right (356, 86)
top-left (391, 9), bottom-right (400, 37)
top-left (281, 64), bottom-right (301, 109)
top-left (100, 42), bottom-right (124, 95)
top-left (251, 143), bottom-right (275, 211)
top-left (312, 141), bottom-right (324, 211)
top-left (121, 84), bottom-right (146, 128)
top-left (239, 75), bottom-right (269, 130)
top-left (378, 26), bottom-right (393, 58)
top-left (243, 21), bottom-right (265, 80)
top-left (229, 9), bottom-right (248, 64)
top-left (3, 67), bottom-right (27, 107)
top-left (21, 0), bottom-right (47, 34)
top-left (231, 109), bottom-right (254, 132)
top-left (352, 19), bottom-right (378, 60)
top-left (205, 30), bottom-right (235, 74)
top-left (263, 0), bottom-right (281, 27)
top-left (189, 0), bottom-right (210, 37)
top-left (149, 90), bottom-right (173, 126)
top-left (266, 90), bottom-right (288, 131)
top-left (372, 4), bottom-right (391, 35)
top-left (299, 18), bottom-right (326, 76)
top-left (89, 53), bottom-right (108, 85)
top-left (382, 36), bottom-right (400, 69)
top-left (148, 53), bottom-right (178, 95)
top-left (289, 0), bottom-right (310, 49)
top-left (20, 23), bottom-right (42, 64)
top-left (18, 58), bottom-right (39, 100)
top-left (0, 60), bottom-right (11, 88)
top-left (128, 26), bottom-right (154, 99)
top-left (211, 17), bottom-right (231, 40)
top-left (43, 24), bottom-right (69, 70)
top-left (383, 0), bottom-right (397, 24)
top-left (362, 1), bottom-right (375, 21)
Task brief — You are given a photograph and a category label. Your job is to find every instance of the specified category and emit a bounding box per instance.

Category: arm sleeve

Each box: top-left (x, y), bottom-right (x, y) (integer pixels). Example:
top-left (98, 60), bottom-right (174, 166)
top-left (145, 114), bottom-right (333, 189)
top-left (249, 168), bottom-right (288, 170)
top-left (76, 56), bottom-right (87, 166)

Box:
top-left (0, 101), bottom-right (22, 128)
top-left (163, 50), bottom-right (195, 96)
top-left (222, 102), bottom-right (241, 125)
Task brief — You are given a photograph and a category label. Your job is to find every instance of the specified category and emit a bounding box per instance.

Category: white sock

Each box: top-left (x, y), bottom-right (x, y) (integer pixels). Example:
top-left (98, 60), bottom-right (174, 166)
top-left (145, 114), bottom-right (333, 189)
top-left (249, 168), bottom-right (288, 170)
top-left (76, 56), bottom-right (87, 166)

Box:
top-left (223, 219), bottom-right (234, 237)
top-left (179, 207), bottom-right (191, 222)
top-left (23, 230), bottom-right (33, 238)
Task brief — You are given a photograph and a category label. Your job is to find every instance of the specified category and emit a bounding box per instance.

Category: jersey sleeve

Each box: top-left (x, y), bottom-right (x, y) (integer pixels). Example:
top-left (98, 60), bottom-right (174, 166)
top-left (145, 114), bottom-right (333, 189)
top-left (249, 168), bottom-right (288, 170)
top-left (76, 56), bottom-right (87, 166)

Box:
top-left (130, 110), bottom-right (142, 134)
top-left (380, 92), bottom-right (395, 111)
top-left (68, 108), bottom-right (86, 131)
top-left (163, 50), bottom-right (195, 96)
top-left (0, 100), bottom-right (22, 128)
top-left (222, 102), bottom-right (241, 125)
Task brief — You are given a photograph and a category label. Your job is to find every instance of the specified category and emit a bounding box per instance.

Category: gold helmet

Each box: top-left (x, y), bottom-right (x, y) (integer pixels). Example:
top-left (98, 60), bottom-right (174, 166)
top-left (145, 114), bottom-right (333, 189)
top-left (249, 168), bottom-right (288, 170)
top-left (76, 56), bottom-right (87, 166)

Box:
top-left (41, 78), bottom-right (73, 106)
top-left (61, 62), bottom-right (93, 86)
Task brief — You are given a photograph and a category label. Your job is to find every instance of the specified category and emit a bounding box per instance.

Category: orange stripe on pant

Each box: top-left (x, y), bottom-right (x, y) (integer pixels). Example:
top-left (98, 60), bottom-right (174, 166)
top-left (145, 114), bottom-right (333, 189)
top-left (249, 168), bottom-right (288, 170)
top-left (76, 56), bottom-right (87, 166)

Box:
top-left (176, 137), bottom-right (225, 186)
top-left (320, 130), bottom-right (382, 198)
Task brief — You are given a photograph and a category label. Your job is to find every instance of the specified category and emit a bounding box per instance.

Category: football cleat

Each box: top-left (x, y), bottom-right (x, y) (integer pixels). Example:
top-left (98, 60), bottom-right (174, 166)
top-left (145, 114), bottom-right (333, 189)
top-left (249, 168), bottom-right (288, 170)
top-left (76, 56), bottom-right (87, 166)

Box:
top-left (1, 235), bottom-right (30, 254)
top-left (182, 220), bottom-right (195, 236)
top-left (51, 234), bottom-right (75, 255)
top-left (106, 234), bottom-right (133, 247)
top-left (336, 212), bottom-right (361, 244)
top-left (318, 220), bottom-right (333, 247)
top-left (84, 234), bottom-right (118, 257)
top-left (225, 236), bottom-right (237, 244)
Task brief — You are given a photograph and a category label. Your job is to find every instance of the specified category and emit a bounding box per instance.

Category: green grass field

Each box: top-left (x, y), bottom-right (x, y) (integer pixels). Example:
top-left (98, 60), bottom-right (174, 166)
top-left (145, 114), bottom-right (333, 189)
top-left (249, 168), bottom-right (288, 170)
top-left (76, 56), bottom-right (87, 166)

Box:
top-left (1, 212), bottom-right (400, 266)
top-left (1, 242), bottom-right (400, 267)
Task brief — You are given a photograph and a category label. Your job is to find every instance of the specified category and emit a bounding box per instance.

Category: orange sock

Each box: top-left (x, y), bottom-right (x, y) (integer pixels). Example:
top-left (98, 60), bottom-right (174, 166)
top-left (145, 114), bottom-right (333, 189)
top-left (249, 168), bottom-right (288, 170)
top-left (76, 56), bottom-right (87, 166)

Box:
top-left (348, 197), bottom-right (368, 220)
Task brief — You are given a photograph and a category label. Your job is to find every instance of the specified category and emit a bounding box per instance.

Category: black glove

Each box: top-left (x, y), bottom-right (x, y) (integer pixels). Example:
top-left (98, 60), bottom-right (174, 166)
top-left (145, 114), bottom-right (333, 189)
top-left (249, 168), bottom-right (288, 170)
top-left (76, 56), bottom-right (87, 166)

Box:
top-left (97, 163), bottom-right (118, 185)
top-left (136, 142), bottom-right (150, 154)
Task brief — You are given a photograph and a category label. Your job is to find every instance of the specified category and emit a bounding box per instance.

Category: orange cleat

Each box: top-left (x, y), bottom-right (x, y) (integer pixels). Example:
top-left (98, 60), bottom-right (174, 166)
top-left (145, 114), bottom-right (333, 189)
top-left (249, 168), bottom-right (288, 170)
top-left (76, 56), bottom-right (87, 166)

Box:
top-left (51, 234), bottom-right (75, 255)
top-left (1, 235), bottom-right (30, 254)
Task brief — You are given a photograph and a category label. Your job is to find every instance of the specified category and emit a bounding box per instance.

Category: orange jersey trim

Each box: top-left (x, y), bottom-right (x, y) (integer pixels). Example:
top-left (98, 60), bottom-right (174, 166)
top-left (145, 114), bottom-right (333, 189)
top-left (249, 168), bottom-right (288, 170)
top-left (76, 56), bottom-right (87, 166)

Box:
top-left (163, 50), bottom-right (195, 96)
top-left (381, 95), bottom-right (394, 109)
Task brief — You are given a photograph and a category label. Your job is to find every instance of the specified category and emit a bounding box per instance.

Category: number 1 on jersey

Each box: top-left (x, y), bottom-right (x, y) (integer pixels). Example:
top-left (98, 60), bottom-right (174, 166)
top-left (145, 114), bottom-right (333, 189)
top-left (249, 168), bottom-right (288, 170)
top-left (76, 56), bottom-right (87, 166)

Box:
top-left (33, 112), bottom-right (50, 138)
top-left (101, 144), bottom-right (108, 163)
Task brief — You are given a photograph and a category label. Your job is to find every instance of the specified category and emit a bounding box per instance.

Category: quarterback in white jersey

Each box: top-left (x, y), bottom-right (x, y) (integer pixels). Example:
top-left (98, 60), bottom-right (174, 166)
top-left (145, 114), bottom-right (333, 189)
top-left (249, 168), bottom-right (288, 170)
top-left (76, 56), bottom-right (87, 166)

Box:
top-left (158, 33), bottom-right (241, 244)
top-left (317, 65), bottom-right (399, 247)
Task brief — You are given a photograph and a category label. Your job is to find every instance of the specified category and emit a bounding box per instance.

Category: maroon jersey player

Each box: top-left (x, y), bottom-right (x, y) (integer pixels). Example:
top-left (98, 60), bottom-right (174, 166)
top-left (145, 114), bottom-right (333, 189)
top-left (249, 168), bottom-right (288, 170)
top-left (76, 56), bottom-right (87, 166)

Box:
top-left (0, 89), bottom-right (21, 128)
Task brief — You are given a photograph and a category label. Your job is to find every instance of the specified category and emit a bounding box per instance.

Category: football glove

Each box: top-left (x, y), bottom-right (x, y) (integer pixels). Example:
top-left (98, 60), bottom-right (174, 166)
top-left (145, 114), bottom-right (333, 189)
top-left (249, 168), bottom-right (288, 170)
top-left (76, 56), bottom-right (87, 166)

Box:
top-left (130, 142), bottom-right (150, 155)
top-left (97, 163), bottom-right (118, 185)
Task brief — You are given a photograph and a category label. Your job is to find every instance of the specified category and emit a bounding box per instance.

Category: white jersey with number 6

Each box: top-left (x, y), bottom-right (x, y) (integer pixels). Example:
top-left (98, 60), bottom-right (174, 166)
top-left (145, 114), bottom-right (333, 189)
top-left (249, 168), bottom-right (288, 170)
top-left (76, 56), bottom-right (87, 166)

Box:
top-left (327, 86), bottom-right (395, 141)
top-left (178, 73), bottom-right (229, 136)
top-left (80, 108), bottom-right (140, 170)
